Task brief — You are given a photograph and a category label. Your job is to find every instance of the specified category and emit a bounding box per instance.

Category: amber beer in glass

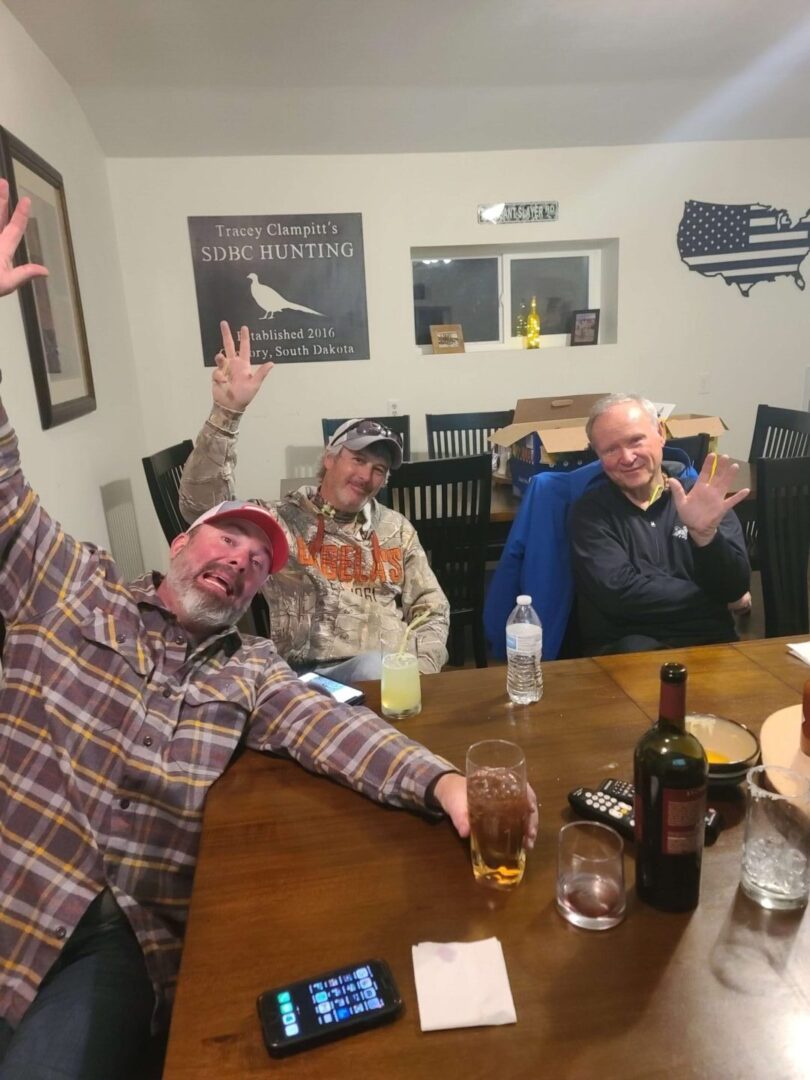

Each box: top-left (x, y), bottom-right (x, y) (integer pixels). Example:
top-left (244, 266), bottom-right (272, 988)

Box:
top-left (466, 740), bottom-right (529, 889)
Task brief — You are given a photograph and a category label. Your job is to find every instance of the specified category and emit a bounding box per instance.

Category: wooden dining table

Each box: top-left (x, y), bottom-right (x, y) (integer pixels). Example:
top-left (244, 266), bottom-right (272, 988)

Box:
top-left (162, 637), bottom-right (808, 1080)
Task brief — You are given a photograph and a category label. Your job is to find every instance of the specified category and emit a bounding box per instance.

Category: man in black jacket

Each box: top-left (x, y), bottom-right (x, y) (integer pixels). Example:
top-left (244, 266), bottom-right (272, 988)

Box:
top-left (569, 394), bottom-right (751, 655)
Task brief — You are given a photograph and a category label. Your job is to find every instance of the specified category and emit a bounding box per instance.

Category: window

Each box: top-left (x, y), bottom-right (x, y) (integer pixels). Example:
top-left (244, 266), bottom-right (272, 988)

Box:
top-left (413, 257), bottom-right (500, 346)
top-left (411, 240), bottom-right (615, 351)
top-left (509, 255), bottom-right (589, 336)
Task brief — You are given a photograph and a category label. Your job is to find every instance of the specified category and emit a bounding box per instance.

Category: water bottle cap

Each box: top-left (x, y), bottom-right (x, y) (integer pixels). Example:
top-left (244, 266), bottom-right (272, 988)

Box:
top-left (516, 595), bottom-right (532, 605)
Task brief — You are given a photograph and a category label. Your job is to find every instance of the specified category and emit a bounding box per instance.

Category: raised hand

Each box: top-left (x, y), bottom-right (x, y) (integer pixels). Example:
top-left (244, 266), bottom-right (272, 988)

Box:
top-left (0, 179), bottom-right (48, 297)
top-left (669, 453), bottom-right (750, 546)
top-left (211, 321), bottom-right (273, 412)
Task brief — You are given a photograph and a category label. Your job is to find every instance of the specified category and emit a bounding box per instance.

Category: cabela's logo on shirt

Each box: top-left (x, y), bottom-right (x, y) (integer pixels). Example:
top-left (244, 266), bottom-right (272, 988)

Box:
top-left (295, 535), bottom-right (403, 584)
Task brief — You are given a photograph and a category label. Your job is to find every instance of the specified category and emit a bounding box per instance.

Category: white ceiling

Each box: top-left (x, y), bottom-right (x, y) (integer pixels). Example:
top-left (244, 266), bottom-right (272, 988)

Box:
top-left (7, 0), bottom-right (810, 157)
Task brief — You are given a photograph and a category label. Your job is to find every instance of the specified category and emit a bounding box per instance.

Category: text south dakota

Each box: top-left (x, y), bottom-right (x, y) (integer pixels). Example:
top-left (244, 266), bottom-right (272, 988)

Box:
top-left (275, 344), bottom-right (355, 357)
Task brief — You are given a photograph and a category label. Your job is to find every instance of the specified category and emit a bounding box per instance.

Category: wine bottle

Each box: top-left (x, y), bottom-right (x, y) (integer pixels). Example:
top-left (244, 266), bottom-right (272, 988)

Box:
top-left (801, 679), bottom-right (810, 756)
top-left (633, 662), bottom-right (708, 912)
top-left (525, 296), bottom-right (541, 349)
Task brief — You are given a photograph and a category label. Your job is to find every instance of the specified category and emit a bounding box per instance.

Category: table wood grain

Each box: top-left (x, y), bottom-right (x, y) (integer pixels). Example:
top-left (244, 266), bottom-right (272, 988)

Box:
top-left (163, 641), bottom-right (808, 1080)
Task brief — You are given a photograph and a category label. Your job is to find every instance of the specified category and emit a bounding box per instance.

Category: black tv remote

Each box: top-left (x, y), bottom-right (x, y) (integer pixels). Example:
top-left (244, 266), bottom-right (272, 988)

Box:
top-left (598, 778), bottom-right (635, 804)
top-left (567, 787), bottom-right (635, 840)
top-left (568, 784), bottom-right (722, 844)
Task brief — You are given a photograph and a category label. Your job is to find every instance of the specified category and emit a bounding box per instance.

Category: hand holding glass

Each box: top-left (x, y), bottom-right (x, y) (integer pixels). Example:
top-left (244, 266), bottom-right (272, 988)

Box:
top-left (466, 740), bottom-right (530, 889)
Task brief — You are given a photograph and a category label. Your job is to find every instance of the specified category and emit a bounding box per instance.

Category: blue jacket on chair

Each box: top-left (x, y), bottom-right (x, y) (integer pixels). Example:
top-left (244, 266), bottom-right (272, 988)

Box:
top-left (484, 451), bottom-right (696, 661)
top-left (484, 461), bottom-right (605, 661)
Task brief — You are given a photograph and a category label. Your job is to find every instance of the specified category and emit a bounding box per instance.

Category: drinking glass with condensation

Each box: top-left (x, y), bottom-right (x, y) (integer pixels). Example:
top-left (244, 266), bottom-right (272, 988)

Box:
top-left (381, 637), bottom-right (421, 720)
top-left (556, 822), bottom-right (626, 930)
top-left (466, 740), bottom-right (530, 889)
top-left (740, 766), bottom-right (810, 911)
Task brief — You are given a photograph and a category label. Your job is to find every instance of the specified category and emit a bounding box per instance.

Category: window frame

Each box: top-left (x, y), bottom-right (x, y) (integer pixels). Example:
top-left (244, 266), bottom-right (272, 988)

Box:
top-left (413, 245), bottom-right (603, 354)
top-left (412, 253), bottom-right (503, 351)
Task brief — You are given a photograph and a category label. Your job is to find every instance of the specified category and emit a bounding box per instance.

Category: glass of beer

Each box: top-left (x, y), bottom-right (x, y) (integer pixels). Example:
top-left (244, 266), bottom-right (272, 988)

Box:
top-left (466, 740), bottom-right (530, 889)
top-left (381, 639), bottom-right (421, 720)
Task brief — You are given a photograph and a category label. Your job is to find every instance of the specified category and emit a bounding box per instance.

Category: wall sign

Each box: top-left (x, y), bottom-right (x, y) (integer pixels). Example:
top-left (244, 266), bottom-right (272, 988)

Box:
top-left (477, 201), bottom-right (559, 225)
top-left (188, 213), bottom-right (369, 364)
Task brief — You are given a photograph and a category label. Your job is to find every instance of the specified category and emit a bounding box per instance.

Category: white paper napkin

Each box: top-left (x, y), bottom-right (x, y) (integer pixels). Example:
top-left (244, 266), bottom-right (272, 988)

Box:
top-left (411, 938), bottom-right (517, 1031)
top-left (786, 641), bottom-right (810, 666)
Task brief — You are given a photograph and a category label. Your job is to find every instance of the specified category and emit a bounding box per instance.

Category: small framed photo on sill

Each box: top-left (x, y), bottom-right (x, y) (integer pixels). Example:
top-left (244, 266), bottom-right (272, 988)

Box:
top-left (570, 309), bottom-right (600, 347)
top-left (429, 323), bottom-right (465, 354)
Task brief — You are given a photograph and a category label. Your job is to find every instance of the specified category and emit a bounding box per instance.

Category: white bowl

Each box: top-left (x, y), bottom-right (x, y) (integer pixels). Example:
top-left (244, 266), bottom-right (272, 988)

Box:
top-left (685, 713), bottom-right (761, 785)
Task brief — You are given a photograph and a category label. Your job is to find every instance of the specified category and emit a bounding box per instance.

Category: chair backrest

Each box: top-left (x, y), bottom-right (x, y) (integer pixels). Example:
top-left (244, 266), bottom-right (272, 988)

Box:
top-left (321, 415), bottom-right (411, 461)
top-left (665, 433), bottom-right (710, 473)
top-left (142, 440), bottom-right (194, 544)
top-left (425, 410), bottom-right (514, 460)
top-left (748, 404), bottom-right (810, 463)
top-left (756, 455), bottom-right (810, 638)
top-left (142, 439), bottom-right (272, 636)
top-left (385, 455), bottom-right (492, 615)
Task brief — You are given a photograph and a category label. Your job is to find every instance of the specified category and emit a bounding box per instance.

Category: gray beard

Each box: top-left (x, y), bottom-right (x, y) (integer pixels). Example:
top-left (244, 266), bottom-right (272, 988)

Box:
top-left (164, 551), bottom-right (252, 632)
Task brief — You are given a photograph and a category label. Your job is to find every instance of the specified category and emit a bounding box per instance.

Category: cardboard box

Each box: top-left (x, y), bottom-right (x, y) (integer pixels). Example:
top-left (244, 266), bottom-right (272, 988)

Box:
top-left (491, 394), bottom-right (607, 496)
top-left (664, 413), bottom-right (727, 453)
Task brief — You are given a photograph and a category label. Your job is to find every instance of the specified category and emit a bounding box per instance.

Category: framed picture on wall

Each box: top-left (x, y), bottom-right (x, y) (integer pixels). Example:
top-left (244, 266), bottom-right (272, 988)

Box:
top-left (569, 308), bottom-right (600, 347)
top-left (0, 128), bottom-right (96, 429)
top-left (429, 323), bottom-right (466, 354)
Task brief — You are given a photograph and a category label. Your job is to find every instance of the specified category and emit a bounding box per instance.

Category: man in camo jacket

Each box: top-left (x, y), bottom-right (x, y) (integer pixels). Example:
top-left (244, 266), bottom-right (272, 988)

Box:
top-left (180, 322), bottom-right (449, 681)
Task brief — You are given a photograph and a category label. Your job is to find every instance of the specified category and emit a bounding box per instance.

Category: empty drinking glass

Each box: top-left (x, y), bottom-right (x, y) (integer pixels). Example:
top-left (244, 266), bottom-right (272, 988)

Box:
top-left (556, 821), bottom-right (626, 930)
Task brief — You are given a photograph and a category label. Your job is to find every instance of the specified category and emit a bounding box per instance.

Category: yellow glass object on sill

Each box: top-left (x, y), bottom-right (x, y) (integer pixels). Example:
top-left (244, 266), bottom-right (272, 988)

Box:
top-left (514, 301), bottom-right (528, 340)
top-left (525, 296), bottom-right (541, 349)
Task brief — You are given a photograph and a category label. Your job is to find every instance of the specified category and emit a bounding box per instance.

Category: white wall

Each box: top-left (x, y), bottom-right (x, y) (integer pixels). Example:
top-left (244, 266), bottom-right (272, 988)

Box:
top-left (107, 137), bottom-right (810, 567)
top-left (0, 4), bottom-right (146, 553)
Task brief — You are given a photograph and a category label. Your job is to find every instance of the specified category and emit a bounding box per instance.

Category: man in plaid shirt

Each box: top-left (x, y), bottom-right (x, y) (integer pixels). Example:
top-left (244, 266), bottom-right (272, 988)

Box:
top-left (0, 182), bottom-right (510, 1080)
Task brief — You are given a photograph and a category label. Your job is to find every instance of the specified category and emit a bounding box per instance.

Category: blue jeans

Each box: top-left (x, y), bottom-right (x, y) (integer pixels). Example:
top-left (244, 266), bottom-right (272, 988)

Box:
top-left (0, 891), bottom-right (158, 1080)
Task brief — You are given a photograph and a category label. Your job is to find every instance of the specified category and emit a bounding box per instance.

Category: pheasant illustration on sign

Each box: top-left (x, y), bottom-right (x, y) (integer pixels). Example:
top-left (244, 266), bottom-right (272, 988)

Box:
top-left (247, 273), bottom-right (324, 319)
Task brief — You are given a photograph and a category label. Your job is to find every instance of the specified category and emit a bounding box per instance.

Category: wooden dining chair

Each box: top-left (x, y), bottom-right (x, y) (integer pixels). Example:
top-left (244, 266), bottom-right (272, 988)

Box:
top-left (321, 415), bottom-right (411, 461)
top-left (664, 433), bottom-right (710, 472)
top-left (756, 455), bottom-right (810, 638)
top-left (385, 455), bottom-right (492, 667)
top-left (141, 440), bottom-right (271, 637)
top-left (425, 410), bottom-right (514, 460)
top-left (738, 404), bottom-right (810, 570)
top-left (142, 440), bottom-right (195, 545)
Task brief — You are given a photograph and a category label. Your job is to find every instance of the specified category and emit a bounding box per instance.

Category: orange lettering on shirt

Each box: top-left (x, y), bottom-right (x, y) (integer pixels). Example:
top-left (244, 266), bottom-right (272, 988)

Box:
top-left (319, 546), bottom-right (338, 580)
top-left (381, 547), bottom-right (403, 584)
top-left (296, 537), bottom-right (316, 566)
top-left (293, 537), bottom-right (403, 585)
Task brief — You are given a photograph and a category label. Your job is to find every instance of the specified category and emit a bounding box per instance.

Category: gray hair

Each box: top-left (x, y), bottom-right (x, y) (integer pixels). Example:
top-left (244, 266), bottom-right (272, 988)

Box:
top-left (316, 442), bottom-right (340, 483)
top-left (585, 393), bottom-right (660, 444)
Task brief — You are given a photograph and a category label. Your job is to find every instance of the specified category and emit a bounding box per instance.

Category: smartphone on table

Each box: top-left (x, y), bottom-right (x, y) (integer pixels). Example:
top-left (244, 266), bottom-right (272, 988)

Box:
top-left (299, 670), bottom-right (365, 706)
top-left (257, 958), bottom-right (403, 1057)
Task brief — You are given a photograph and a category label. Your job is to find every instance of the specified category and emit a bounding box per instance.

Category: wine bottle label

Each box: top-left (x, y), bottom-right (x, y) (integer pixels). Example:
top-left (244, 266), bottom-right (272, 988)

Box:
top-left (660, 786), bottom-right (705, 854)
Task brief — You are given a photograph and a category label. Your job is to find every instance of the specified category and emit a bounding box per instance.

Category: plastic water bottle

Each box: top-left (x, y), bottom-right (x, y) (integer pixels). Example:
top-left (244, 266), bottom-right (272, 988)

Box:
top-left (506, 595), bottom-right (543, 704)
